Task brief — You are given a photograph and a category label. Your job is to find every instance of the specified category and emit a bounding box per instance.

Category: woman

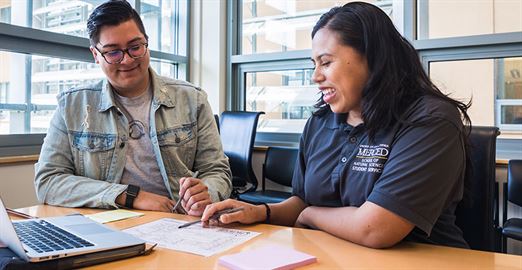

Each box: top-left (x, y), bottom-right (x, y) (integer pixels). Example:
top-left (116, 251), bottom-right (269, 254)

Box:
top-left (202, 2), bottom-right (471, 249)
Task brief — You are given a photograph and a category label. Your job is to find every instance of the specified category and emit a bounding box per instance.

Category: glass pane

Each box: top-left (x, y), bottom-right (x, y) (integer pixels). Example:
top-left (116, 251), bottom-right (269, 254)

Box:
top-left (245, 69), bottom-right (318, 133)
top-left (1, 0), bottom-right (94, 37)
top-left (417, 0), bottom-right (522, 39)
top-left (500, 104), bottom-right (522, 125)
top-left (150, 59), bottom-right (178, 80)
top-left (241, 0), bottom-right (394, 55)
top-left (0, 50), bottom-right (103, 135)
top-left (141, 0), bottom-right (187, 55)
top-left (31, 110), bottom-right (54, 133)
top-left (32, 0), bottom-right (94, 38)
top-left (429, 57), bottom-right (522, 136)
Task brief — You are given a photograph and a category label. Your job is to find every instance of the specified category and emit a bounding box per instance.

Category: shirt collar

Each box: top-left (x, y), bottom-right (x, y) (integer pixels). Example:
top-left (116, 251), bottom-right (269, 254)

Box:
top-left (326, 111), bottom-right (348, 129)
top-left (98, 68), bottom-right (176, 112)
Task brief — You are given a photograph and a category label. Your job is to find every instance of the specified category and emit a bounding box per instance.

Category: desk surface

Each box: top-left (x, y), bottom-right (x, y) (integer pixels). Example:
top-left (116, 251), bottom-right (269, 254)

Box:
top-left (12, 205), bottom-right (522, 269)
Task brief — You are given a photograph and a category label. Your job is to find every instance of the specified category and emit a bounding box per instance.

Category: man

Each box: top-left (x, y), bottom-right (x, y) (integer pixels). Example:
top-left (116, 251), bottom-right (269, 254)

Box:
top-left (34, 0), bottom-right (231, 216)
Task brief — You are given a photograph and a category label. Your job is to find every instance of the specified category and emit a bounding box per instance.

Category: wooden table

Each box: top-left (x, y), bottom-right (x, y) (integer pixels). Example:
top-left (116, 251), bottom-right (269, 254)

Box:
top-left (11, 205), bottom-right (522, 269)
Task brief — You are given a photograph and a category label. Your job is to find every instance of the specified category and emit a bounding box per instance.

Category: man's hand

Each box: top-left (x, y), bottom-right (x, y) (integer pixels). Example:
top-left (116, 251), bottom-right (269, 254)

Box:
top-left (116, 190), bottom-right (175, 212)
top-left (179, 176), bottom-right (212, 216)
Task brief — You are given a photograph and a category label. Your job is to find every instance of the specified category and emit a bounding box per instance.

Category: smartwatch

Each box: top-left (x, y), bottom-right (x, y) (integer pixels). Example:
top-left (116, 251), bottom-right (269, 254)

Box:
top-left (125, 184), bottom-right (140, 209)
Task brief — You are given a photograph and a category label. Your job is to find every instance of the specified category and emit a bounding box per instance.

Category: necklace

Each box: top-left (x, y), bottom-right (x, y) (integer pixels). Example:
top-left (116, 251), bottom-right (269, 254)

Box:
top-left (113, 87), bottom-right (150, 140)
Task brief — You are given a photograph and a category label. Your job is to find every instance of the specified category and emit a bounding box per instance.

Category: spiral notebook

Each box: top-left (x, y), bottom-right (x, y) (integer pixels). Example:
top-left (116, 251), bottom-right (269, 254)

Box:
top-left (218, 245), bottom-right (317, 270)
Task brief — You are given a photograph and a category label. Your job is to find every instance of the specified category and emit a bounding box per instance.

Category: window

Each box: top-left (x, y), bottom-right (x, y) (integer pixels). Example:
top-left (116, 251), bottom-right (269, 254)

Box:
top-left (229, 0), bottom-right (398, 146)
top-left (415, 0), bottom-right (522, 159)
top-left (430, 57), bottom-right (522, 135)
top-left (0, 0), bottom-right (189, 156)
top-left (417, 0), bottom-right (522, 39)
top-left (242, 0), bottom-right (393, 55)
top-left (245, 69), bottom-right (316, 133)
top-left (228, 0), bottom-right (522, 159)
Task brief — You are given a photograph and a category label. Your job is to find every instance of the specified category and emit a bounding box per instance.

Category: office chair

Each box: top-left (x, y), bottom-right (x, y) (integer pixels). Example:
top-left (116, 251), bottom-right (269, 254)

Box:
top-left (455, 126), bottom-right (501, 252)
top-left (219, 111), bottom-right (264, 196)
top-left (214, 114), bottom-right (220, 133)
top-left (238, 146), bottom-right (298, 204)
top-left (502, 159), bottom-right (522, 253)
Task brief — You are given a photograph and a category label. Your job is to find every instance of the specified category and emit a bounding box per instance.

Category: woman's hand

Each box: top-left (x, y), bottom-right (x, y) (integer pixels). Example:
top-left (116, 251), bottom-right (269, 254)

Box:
top-left (295, 206), bottom-right (317, 229)
top-left (201, 199), bottom-right (267, 225)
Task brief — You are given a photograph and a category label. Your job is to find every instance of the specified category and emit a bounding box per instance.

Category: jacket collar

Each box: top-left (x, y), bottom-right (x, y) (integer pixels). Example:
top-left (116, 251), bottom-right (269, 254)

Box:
top-left (98, 68), bottom-right (176, 112)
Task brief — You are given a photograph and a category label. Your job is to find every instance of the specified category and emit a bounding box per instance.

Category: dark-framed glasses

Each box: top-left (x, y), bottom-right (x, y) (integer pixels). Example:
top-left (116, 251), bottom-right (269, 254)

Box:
top-left (95, 43), bottom-right (148, 64)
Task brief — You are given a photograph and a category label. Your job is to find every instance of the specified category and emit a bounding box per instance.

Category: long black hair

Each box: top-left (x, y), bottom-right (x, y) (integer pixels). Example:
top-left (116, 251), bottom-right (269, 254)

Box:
top-left (312, 2), bottom-right (473, 204)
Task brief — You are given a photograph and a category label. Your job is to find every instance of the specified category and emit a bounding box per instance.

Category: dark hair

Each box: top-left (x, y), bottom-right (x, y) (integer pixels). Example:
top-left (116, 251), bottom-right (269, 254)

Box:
top-left (311, 2), bottom-right (473, 205)
top-left (87, 0), bottom-right (148, 46)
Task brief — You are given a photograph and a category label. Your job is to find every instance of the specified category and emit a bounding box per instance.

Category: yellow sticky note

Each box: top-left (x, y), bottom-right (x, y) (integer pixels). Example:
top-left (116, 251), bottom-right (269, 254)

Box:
top-left (86, 209), bottom-right (144, 224)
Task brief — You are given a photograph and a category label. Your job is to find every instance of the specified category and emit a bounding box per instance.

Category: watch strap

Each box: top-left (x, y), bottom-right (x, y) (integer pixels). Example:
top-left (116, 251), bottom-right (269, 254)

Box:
top-left (125, 184), bottom-right (140, 208)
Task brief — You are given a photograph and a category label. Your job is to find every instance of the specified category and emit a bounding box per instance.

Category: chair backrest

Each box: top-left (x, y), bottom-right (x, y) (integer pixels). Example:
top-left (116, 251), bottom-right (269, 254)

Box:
top-left (507, 160), bottom-right (522, 207)
top-left (262, 147), bottom-right (299, 190)
top-left (214, 114), bottom-right (220, 133)
top-left (219, 111), bottom-right (264, 193)
top-left (455, 126), bottom-right (500, 252)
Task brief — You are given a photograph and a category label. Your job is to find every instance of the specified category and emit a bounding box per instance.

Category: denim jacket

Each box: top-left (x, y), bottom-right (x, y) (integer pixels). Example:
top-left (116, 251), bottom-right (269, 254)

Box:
top-left (35, 69), bottom-right (232, 208)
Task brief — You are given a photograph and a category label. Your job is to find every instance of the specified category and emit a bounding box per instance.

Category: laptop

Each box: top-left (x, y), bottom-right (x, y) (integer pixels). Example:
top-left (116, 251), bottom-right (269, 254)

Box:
top-left (0, 197), bottom-right (145, 263)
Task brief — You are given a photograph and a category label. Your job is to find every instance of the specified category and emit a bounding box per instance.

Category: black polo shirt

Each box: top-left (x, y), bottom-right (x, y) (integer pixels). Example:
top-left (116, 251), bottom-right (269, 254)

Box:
top-left (292, 96), bottom-right (469, 248)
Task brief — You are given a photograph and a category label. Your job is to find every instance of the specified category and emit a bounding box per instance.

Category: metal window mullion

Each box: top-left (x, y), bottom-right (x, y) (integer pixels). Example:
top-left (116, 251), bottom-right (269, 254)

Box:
top-left (0, 23), bottom-right (92, 62)
top-left (417, 0), bottom-right (428, 40)
top-left (226, 0), bottom-right (240, 111)
top-left (183, 0), bottom-right (190, 80)
top-left (157, 0), bottom-right (162, 53)
top-left (24, 54), bottom-right (31, 133)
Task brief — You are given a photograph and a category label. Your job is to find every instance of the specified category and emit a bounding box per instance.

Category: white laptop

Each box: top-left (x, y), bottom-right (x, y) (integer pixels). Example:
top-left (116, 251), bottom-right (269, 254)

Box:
top-left (0, 197), bottom-right (145, 262)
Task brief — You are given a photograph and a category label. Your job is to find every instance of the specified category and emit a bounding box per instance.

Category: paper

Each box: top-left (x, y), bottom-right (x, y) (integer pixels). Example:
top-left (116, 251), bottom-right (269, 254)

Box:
top-left (123, 218), bottom-right (260, 257)
top-left (85, 209), bottom-right (144, 224)
top-left (219, 245), bottom-right (317, 270)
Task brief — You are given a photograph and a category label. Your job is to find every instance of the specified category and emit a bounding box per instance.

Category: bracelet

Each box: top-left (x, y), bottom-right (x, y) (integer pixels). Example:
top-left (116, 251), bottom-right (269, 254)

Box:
top-left (261, 203), bottom-right (271, 224)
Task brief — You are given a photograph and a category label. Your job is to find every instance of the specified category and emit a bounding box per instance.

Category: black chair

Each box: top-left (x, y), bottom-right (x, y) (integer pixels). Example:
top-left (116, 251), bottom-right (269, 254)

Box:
top-left (502, 159), bottom-right (522, 252)
top-left (214, 114), bottom-right (220, 133)
top-left (219, 111), bottom-right (264, 195)
top-left (455, 126), bottom-right (501, 252)
top-left (238, 146), bottom-right (298, 204)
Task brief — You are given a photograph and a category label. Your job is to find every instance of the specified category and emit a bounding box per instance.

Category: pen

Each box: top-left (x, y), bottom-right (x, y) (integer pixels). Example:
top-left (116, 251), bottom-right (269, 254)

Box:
top-left (178, 207), bottom-right (245, 229)
top-left (172, 171), bottom-right (200, 214)
top-left (6, 208), bottom-right (37, 219)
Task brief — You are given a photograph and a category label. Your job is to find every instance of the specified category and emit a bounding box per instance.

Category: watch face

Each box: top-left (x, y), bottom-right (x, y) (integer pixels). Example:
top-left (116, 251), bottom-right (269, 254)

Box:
top-left (127, 185), bottom-right (140, 197)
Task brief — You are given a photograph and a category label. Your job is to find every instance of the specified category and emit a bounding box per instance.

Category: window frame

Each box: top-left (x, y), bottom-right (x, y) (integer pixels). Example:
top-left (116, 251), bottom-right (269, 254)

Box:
top-left (227, 0), bottom-right (522, 159)
top-left (0, 0), bottom-right (190, 157)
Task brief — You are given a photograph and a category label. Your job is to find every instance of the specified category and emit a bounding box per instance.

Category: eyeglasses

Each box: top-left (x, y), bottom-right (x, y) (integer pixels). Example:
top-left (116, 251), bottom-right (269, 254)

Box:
top-left (94, 43), bottom-right (148, 64)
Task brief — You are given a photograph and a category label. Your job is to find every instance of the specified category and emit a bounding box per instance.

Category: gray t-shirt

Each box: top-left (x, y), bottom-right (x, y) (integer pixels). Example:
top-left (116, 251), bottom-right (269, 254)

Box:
top-left (115, 88), bottom-right (169, 197)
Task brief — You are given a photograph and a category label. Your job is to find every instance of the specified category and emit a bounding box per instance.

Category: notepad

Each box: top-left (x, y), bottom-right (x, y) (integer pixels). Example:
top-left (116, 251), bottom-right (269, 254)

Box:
top-left (218, 245), bottom-right (317, 270)
top-left (86, 209), bottom-right (144, 224)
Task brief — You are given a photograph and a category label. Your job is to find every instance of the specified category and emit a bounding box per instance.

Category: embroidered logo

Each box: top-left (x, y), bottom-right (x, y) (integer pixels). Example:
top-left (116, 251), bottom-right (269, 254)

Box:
top-left (352, 144), bottom-right (390, 173)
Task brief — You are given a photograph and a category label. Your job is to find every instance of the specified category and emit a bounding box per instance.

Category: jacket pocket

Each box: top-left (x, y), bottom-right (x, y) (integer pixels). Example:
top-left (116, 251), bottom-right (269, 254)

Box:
top-left (71, 132), bottom-right (116, 180)
top-left (157, 122), bottom-right (196, 176)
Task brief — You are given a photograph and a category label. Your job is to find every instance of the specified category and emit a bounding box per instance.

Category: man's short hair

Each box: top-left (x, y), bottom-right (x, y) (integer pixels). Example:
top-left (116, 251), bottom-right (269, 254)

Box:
top-left (87, 0), bottom-right (148, 46)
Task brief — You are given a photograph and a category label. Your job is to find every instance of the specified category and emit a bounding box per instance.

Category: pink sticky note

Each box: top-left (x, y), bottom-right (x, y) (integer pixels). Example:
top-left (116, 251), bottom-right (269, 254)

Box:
top-left (219, 245), bottom-right (317, 270)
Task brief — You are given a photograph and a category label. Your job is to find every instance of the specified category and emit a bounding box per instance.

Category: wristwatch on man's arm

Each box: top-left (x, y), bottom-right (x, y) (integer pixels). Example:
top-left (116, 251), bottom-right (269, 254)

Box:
top-left (124, 184), bottom-right (140, 209)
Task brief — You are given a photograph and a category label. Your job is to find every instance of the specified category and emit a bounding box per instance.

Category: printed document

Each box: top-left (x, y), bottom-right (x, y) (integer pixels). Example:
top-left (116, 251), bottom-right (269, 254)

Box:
top-left (123, 218), bottom-right (260, 256)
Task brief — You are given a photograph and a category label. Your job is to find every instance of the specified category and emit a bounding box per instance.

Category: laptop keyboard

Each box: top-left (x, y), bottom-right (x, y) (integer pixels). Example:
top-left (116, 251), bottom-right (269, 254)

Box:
top-left (13, 220), bottom-right (94, 253)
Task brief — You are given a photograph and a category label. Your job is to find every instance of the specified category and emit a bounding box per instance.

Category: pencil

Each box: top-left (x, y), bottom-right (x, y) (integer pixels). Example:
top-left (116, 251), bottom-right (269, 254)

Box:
top-left (6, 208), bottom-right (37, 219)
top-left (172, 171), bottom-right (199, 214)
top-left (178, 207), bottom-right (245, 229)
